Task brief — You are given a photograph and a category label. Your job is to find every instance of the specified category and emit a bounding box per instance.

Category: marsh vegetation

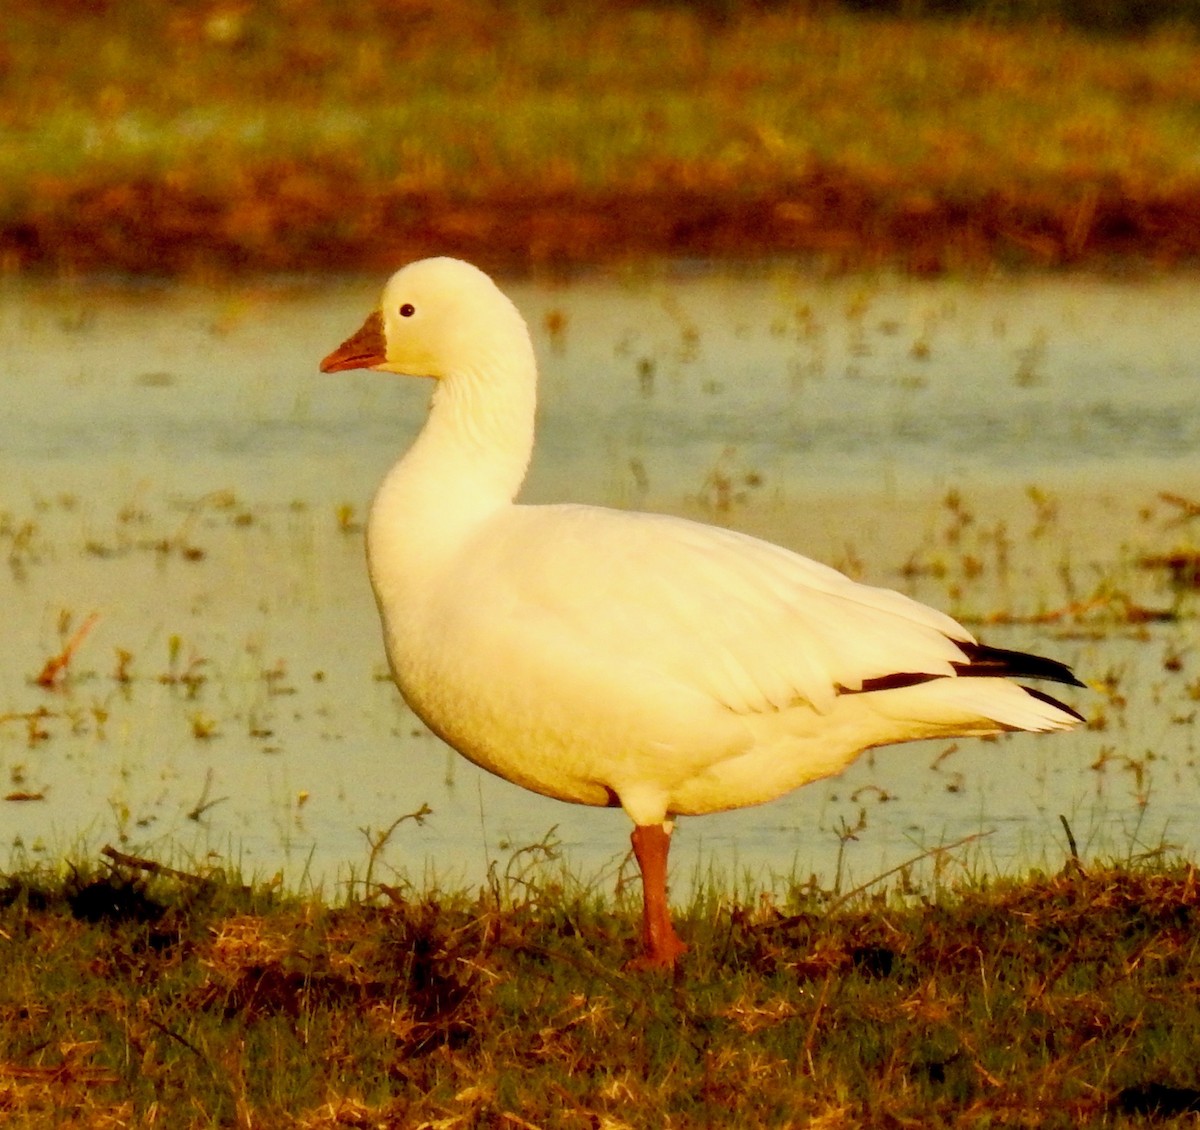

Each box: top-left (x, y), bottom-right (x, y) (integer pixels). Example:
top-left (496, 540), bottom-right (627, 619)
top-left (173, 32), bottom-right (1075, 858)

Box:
top-left (5, 850), bottom-right (1200, 1127)
top-left (5, 0), bottom-right (1200, 273)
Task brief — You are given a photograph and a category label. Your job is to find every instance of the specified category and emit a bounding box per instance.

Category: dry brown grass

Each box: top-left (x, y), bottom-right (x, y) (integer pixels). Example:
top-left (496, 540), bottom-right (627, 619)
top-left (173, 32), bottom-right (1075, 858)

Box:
top-left (3, 853), bottom-right (1200, 1126)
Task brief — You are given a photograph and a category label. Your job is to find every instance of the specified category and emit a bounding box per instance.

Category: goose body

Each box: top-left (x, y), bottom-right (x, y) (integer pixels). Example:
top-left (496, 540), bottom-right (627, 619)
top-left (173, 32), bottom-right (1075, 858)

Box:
top-left (321, 258), bottom-right (1083, 967)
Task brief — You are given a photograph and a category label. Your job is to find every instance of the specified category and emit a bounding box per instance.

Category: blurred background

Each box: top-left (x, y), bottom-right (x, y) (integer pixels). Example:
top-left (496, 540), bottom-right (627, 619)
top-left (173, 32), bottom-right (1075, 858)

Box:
top-left (3, 0), bottom-right (1200, 276)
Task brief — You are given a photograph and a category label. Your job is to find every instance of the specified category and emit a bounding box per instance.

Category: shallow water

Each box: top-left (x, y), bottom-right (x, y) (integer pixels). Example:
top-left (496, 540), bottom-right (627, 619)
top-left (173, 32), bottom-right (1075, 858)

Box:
top-left (2, 267), bottom-right (1198, 898)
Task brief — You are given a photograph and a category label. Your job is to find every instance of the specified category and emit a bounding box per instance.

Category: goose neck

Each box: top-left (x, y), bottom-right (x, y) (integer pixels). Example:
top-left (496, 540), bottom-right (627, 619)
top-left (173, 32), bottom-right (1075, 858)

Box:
top-left (422, 358), bottom-right (536, 504)
top-left (367, 356), bottom-right (537, 586)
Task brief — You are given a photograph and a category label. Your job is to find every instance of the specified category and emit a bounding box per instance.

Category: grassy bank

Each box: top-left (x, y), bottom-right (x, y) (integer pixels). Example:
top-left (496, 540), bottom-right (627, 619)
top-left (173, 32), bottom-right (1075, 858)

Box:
top-left (4, 1), bottom-right (1200, 274)
top-left (3, 851), bottom-right (1200, 1126)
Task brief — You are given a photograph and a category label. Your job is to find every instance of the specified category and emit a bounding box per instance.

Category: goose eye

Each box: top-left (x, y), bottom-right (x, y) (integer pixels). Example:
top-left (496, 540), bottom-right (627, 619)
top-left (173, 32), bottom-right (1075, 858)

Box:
top-left (399, 303), bottom-right (416, 318)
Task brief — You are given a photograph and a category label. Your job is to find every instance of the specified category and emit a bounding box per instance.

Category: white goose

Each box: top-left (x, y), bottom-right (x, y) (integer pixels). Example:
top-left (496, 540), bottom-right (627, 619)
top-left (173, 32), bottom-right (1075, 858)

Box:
top-left (320, 257), bottom-right (1083, 969)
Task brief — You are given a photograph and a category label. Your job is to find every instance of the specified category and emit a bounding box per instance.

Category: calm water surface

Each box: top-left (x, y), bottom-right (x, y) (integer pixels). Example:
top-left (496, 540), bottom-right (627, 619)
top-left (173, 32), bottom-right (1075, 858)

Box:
top-left (3, 267), bottom-right (1198, 896)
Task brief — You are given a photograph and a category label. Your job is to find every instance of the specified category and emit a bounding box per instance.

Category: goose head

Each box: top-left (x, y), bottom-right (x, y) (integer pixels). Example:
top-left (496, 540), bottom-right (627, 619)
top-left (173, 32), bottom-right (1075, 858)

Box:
top-left (320, 256), bottom-right (533, 382)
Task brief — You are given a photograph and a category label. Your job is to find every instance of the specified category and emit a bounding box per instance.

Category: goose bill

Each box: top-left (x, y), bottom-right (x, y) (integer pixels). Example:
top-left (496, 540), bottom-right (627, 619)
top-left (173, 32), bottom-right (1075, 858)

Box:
top-left (320, 311), bottom-right (386, 372)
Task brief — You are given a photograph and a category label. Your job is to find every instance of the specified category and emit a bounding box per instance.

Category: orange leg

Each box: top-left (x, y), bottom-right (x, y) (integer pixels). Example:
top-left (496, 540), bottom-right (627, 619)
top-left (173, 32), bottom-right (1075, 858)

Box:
top-left (629, 823), bottom-right (688, 969)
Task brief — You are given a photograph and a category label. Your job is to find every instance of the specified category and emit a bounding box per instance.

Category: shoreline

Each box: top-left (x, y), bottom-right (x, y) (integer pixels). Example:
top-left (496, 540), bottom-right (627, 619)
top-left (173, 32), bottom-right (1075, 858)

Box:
top-left (8, 169), bottom-right (1200, 278)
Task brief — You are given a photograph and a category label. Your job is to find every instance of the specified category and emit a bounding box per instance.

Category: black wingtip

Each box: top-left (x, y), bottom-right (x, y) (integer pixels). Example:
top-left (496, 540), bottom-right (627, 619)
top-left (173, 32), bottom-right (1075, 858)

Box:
top-left (848, 639), bottom-right (1086, 705)
top-left (1022, 685), bottom-right (1087, 723)
top-left (954, 641), bottom-right (1085, 688)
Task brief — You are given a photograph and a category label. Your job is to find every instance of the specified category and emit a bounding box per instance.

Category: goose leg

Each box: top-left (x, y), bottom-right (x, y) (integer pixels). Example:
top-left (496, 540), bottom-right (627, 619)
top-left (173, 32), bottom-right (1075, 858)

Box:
top-left (629, 823), bottom-right (688, 969)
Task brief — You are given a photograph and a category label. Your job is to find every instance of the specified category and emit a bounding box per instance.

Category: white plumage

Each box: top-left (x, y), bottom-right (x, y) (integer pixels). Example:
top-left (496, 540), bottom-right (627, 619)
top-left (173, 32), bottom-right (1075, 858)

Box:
top-left (320, 257), bottom-right (1083, 968)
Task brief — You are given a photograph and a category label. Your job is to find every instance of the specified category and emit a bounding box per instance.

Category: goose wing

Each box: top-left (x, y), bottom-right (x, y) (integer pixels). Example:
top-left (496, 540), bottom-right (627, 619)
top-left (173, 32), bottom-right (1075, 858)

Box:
top-left (474, 504), bottom-right (975, 717)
